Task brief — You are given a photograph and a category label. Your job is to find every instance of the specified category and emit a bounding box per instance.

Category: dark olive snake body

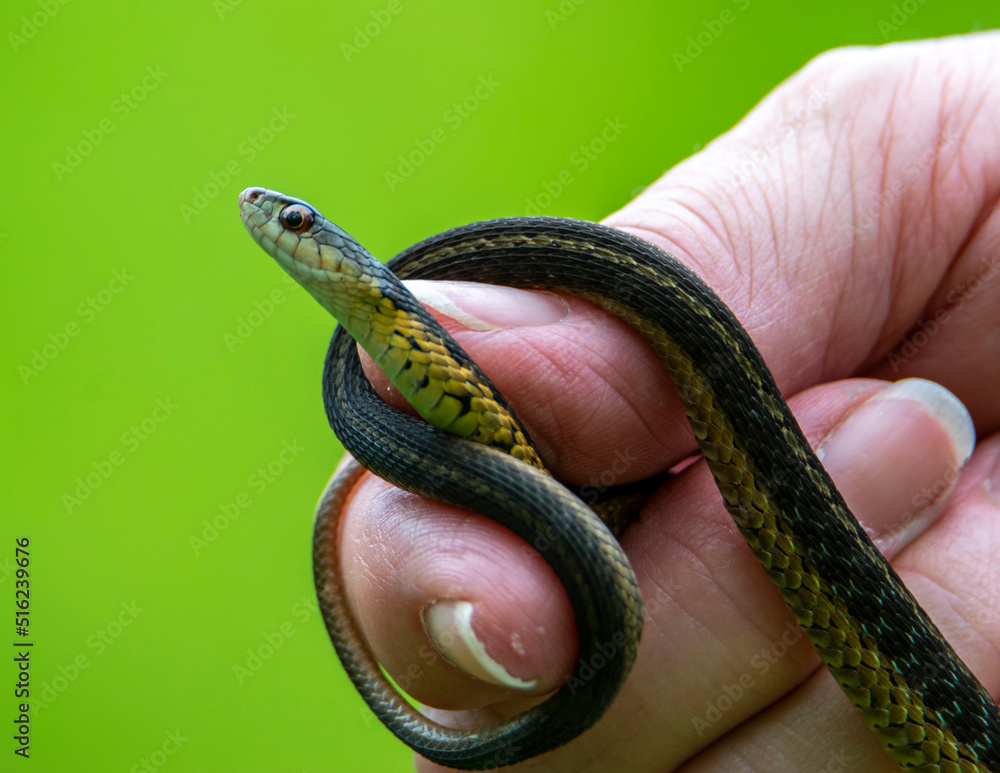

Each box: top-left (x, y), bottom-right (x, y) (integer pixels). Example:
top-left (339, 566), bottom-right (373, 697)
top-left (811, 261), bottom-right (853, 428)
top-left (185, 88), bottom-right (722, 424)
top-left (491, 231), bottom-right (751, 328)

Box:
top-left (239, 188), bottom-right (1000, 771)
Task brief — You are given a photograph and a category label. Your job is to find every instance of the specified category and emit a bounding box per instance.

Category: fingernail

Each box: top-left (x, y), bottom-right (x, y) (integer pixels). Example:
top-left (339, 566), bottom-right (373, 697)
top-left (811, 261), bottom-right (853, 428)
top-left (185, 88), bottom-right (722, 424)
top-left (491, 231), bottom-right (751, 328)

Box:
top-left (406, 280), bottom-right (571, 331)
top-left (817, 378), bottom-right (974, 552)
top-left (853, 379), bottom-right (973, 463)
top-left (420, 600), bottom-right (538, 690)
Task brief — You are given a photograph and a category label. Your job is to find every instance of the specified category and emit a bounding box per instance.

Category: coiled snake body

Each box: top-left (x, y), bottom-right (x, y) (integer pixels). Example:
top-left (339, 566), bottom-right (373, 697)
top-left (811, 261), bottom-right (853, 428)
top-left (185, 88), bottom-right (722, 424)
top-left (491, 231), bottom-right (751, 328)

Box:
top-left (239, 187), bottom-right (1000, 771)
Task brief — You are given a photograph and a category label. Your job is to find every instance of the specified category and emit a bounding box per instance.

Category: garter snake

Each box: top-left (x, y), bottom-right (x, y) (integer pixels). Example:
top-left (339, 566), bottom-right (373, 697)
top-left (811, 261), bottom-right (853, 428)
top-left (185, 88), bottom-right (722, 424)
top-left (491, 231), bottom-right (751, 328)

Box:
top-left (238, 186), bottom-right (1000, 771)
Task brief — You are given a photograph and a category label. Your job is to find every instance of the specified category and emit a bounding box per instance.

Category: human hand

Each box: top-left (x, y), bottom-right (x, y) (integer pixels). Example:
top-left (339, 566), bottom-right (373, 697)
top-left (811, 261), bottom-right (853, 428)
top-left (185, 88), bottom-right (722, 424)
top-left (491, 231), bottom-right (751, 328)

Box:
top-left (336, 33), bottom-right (1000, 772)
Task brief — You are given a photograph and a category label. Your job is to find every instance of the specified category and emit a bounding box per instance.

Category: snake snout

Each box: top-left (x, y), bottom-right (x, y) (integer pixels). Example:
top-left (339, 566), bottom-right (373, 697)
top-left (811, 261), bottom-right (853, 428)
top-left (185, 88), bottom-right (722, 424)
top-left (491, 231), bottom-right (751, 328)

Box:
top-left (238, 186), bottom-right (267, 208)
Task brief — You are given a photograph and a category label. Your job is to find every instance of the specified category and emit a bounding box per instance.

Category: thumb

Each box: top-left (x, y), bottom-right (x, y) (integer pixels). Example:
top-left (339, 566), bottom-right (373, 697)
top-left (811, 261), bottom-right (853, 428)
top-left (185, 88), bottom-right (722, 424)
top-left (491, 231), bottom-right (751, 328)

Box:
top-left (604, 34), bottom-right (1000, 424)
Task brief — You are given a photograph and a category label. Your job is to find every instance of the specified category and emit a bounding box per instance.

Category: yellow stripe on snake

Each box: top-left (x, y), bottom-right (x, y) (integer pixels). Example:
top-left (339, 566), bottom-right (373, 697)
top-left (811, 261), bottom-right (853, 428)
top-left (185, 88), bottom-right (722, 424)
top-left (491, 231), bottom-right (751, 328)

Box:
top-left (239, 187), bottom-right (1000, 771)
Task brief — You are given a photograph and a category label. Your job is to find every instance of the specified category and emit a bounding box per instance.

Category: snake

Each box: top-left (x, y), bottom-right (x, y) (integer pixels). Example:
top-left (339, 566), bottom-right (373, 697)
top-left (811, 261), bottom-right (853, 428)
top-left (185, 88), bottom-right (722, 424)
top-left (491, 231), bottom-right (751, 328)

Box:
top-left (238, 186), bottom-right (1000, 771)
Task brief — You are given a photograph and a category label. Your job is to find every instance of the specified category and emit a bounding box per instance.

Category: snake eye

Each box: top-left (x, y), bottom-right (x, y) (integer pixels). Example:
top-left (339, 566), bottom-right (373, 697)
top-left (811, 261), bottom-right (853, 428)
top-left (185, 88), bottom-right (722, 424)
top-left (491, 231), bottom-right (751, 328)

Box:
top-left (280, 204), bottom-right (314, 233)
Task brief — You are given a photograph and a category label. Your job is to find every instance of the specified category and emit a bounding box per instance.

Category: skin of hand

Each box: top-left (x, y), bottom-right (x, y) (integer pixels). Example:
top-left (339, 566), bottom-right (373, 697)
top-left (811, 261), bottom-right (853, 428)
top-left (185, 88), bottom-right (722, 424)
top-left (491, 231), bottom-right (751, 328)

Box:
top-left (332, 33), bottom-right (1000, 773)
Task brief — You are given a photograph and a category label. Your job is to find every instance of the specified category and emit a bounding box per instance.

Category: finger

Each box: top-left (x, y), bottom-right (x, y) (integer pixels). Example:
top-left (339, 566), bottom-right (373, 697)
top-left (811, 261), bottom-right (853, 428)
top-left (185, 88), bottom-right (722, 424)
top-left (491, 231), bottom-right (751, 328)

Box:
top-left (340, 470), bottom-right (578, 709)
top-left (603, 36), bottom-right (1000, 426)
top-left (680, 431), bottom-right (1000, 773)
top-left (360, 279), bottom-right (694, 485)
top-left (865, 225), bottom-right (1000, 434)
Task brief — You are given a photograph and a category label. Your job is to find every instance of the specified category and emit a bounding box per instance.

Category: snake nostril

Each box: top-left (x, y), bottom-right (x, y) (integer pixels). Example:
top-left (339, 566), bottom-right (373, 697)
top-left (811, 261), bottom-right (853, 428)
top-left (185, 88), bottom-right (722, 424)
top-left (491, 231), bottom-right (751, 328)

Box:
top-left (239, 187), bottom-right (264, 206)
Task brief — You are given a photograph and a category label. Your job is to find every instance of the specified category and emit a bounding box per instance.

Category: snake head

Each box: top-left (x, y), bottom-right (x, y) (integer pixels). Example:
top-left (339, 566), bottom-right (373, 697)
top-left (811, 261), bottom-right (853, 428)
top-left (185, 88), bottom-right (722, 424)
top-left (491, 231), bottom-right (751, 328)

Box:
top-left (238, 186), bottom-right (385, 324)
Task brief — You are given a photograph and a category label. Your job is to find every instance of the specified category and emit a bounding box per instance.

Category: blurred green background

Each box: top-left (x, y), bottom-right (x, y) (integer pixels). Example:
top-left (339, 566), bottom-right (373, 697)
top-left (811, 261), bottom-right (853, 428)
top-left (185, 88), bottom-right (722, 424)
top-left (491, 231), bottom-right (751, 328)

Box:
top-left (3, 1), bottom-right (996, 770)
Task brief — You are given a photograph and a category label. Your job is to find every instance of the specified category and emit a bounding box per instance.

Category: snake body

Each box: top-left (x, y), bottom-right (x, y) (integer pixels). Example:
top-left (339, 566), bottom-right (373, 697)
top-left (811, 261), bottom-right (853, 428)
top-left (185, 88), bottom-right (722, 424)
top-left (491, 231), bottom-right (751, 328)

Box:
top-left (239, 187), bottom-right (1000, 771)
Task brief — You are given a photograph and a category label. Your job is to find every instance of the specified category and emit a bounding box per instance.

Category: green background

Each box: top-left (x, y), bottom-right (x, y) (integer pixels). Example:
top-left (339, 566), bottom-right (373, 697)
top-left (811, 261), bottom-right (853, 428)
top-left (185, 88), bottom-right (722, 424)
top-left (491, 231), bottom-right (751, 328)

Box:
top-left (3, 1), bottom-right (996, 771)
